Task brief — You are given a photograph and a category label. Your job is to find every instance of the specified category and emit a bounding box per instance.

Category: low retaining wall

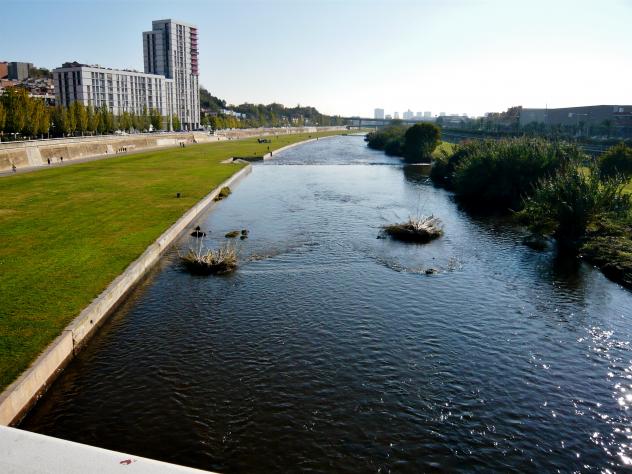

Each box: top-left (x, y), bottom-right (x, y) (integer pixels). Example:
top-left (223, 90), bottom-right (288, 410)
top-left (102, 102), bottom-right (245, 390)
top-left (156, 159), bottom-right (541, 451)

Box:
top-left (0, 164), bottom-right (252, 426)
top-left (0, 425), bottom-right (215, 473)
top-left (0, 132), bottom-right (220, 172)
top-left (216, 126), bottom-right (346, 140)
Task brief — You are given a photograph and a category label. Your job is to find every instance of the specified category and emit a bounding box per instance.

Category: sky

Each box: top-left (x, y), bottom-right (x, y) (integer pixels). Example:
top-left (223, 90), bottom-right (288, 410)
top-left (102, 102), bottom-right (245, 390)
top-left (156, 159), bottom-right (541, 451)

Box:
top-left (1, 0), bottom-right (631, 117)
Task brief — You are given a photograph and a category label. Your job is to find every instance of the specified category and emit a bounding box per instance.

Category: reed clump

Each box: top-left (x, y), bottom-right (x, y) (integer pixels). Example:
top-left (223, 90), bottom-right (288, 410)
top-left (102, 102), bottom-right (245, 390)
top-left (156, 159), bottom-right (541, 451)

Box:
top-left (214, 186), bottom-right (232, 202)
top-left (383, 215), bottom-right (443, 243)
top-left (181, 242), bottom-right (238, 275)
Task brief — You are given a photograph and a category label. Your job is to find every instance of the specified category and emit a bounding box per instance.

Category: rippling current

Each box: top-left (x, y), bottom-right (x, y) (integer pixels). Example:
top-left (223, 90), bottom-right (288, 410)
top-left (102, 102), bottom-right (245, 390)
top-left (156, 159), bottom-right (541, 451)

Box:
top-left (22, 136), bottom-right (632, 472)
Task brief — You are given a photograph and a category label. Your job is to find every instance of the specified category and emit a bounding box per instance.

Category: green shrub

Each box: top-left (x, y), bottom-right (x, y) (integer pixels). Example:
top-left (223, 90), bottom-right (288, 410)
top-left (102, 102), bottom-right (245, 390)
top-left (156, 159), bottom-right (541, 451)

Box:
top-left (402, 123), bottom-right (440, 163)
top-left (366, 124), bottom-right (407, 153)
top-left (520, 165), bottom-right (631, 242)
top-left (384, 138), bottom-right (404, 156)
top-left (430, 141), bottom-right (479, 189)
top-left (449, 138), bottom-right (584, 210)
top-left (599, 142), bottom-right (632, 179)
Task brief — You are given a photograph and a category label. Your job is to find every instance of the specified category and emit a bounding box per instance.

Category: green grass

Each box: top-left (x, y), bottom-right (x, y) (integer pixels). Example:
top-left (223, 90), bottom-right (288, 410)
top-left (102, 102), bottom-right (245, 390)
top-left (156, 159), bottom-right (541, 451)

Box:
top-left (0, 131), bottom-right (343, 390)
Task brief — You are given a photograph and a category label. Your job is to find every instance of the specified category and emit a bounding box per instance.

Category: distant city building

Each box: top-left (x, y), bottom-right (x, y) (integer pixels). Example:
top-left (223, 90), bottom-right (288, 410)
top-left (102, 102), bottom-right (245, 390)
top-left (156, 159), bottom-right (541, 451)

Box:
top-left (0, 62), bottom-right (8, 79)
top-left (403, 109), bottom-right (414, 120)
top-left (385, 114), bottom-right (392, 120)
top-left (439, 112), bottom-right (446, 117)
top-left (143, 19), bottom-right (200, 130)
top-left (424, 111), bottom-right (431, 118)
top-left (374, 108), bottom-right (384, 120)
top-left (394, 112), bottom-right (400, 119)
top-left (415, 112), bottom-right (423, 118)
top-left (8, 62), bottom-right (33, 80)
top-left (519, 105), bottom-right (632, 131)
top-left (53, 62), bottom-right (174, 119)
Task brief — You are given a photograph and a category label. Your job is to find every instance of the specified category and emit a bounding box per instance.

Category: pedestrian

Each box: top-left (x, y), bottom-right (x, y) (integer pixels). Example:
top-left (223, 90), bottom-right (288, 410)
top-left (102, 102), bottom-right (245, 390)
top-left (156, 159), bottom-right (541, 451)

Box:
top-left (60, 156), bottom-right (64, 163)
top-left (47, 158), bottom-right (50, 165)
top-left (12, 163), bottom-right (17, 173)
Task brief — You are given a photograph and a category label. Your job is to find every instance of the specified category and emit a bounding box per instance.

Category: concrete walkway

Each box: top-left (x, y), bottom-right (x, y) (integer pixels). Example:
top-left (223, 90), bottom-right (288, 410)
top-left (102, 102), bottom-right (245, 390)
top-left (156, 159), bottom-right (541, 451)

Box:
top-left (0, 425), bottom-right (215, 473)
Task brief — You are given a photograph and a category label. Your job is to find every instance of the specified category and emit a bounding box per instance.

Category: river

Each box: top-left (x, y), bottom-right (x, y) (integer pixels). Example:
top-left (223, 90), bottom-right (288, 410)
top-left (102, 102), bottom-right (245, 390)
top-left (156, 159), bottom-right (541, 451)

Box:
top-left (21, 135), bottom-right (632, 472)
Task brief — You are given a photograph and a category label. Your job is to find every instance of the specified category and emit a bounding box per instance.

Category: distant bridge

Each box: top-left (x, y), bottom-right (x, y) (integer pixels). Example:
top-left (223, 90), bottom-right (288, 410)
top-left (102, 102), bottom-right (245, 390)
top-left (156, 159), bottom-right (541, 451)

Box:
top-left (346, 117), bottom-right (433, 129)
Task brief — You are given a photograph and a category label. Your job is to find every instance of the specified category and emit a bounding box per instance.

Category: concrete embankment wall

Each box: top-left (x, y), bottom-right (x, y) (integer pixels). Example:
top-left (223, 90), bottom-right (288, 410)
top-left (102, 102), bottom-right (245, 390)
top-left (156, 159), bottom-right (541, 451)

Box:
top-left (216, 126), bottom-right (346, 140)
top-left (0, 164), bottom-right (253, 426)
top-left (0, 132), bottom-right (220, 172)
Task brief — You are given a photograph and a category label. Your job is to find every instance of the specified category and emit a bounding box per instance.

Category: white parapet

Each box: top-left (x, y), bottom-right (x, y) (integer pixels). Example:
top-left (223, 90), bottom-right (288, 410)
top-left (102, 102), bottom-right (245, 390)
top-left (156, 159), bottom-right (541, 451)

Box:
top-left (0, 426), bottom-right (215, 473)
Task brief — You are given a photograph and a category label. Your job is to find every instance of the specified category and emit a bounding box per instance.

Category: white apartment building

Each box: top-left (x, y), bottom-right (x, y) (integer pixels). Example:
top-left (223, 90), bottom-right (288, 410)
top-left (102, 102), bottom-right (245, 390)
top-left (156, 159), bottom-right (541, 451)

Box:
top-left (374, 108), bottom-right (384, 120)
top-left (403, 109), bottom-right (414, 120)
top-left (143, 19), bottom-right (200, 130)
top-left (53, 62), bottom-right (174, 119)
top-left (53, 19), bottom-right (200, 131)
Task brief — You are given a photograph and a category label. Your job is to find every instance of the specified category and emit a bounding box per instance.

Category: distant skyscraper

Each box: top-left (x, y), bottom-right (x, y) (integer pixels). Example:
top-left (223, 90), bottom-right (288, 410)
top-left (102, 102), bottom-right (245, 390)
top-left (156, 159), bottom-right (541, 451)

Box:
top-left (403, 109), bottom-right (414, 120)
top-left (143, 19), bottom-right (200, 130)
top-left (439, 112), bottom-right (446, 117)
top-left (374, 108), bottom-right (384, 120)
top-left (394, 111), bottom-right (400, 119)
top-left (424, 111), bottom-right (431, 118)
top-left (385, 114), bottom-right (392, 120)
top-left (416, 112), bottom-right (423, 118)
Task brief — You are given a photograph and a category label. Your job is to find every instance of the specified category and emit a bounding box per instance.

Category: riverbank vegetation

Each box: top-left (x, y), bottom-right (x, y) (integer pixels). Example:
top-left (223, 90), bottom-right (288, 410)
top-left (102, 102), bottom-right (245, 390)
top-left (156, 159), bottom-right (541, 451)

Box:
top-left (0, 130), bottom-right (344, 391)
top-left (366, 122), bottom-right (442, 163)
top-left (430, 137), bottom-right (632, 288)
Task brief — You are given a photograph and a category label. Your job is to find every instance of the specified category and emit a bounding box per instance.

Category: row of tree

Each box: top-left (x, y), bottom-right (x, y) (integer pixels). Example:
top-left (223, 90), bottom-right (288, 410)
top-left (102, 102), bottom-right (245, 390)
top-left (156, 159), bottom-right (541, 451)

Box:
top-left (0, 87), bottom-right (180, 140)
top-left (199, 86), bottom-right (347, 129)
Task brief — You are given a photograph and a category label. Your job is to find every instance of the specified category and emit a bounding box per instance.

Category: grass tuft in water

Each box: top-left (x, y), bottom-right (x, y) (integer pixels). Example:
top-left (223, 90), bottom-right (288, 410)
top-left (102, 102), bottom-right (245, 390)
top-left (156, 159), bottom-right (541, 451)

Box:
top-left (180, 241), bottom-right (238, 275)
top-left (383, 215), bottom-right (443, 243)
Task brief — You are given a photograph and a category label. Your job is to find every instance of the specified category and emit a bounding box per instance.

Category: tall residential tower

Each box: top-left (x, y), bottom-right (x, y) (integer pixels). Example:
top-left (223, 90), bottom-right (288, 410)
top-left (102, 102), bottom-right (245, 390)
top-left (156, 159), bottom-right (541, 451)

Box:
top-left (143, 19), bottom-right (200, 130)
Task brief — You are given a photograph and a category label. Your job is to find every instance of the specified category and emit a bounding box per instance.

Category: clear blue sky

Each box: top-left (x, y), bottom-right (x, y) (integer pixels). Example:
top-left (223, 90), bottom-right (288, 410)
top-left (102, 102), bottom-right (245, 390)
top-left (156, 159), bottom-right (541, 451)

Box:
top-left (2, 0), bottom-right (631, 117)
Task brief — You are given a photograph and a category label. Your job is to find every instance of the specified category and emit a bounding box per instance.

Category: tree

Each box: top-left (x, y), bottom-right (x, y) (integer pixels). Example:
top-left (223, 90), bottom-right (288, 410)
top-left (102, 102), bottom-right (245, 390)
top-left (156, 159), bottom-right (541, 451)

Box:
top-left (141, 106), bottom-right (150, 131)
top-left (71, 101), bottom-right (88, 135)
top-left (172, 114), bottom-right (181, 131)
top-left (23, 98), bottom-right (42, 138)
top-left (37, 104), bottom-right (50, 137)
top-left (2, 87), bottom-right (28, 136)
top-left (599, 142), bottom-right (632, 180)
top-left (402, 123), bottom-right (440, 163)
top-left (51, 105), bottom-right (70, 136)
top-left (0, 101), bottom-right (6, 135)
top-left (87, 105), bottom-right (99, 135)
top-left (118, 111), bottom-right (132, 132)
top-left (149, 108), bottom-right (162, 131)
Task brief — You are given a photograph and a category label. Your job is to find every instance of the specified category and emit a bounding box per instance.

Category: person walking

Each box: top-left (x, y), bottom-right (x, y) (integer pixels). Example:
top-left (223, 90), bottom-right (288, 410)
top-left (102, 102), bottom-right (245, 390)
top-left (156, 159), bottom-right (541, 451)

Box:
top-left (47, 158), bottom-right (51, 165)
top-left (12, 163), bottom-right (17, 173)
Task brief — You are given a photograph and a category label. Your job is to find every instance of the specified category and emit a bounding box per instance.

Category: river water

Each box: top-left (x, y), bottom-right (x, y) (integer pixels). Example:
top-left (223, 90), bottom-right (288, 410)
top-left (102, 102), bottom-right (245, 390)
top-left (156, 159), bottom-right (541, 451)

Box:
top-left (22, 136), bottom-right (632, 472)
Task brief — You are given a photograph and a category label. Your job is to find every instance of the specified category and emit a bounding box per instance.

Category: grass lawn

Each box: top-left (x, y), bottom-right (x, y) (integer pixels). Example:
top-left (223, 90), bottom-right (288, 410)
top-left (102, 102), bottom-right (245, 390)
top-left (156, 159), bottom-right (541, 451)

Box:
top-left (0, 131), bottom-right (343, 391)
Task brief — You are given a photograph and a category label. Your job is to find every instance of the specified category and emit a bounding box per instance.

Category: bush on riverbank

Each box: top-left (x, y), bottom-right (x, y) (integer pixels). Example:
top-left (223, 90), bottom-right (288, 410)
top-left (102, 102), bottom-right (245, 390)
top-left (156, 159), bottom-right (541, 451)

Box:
top-left (366, 124), bottom-right (407, 152)
top-left (431, 138), bottom-right (585, 210)
top-left (598, 142), bottom-right (632, 180)
top-left (520, 165), bottom-right (631, 242)
top-left (402, 123), bottom-right (440, 163)
top-left (519, 165), bottom-right (632, 288)
top-left (366, 122), bottom-right (441, 162)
